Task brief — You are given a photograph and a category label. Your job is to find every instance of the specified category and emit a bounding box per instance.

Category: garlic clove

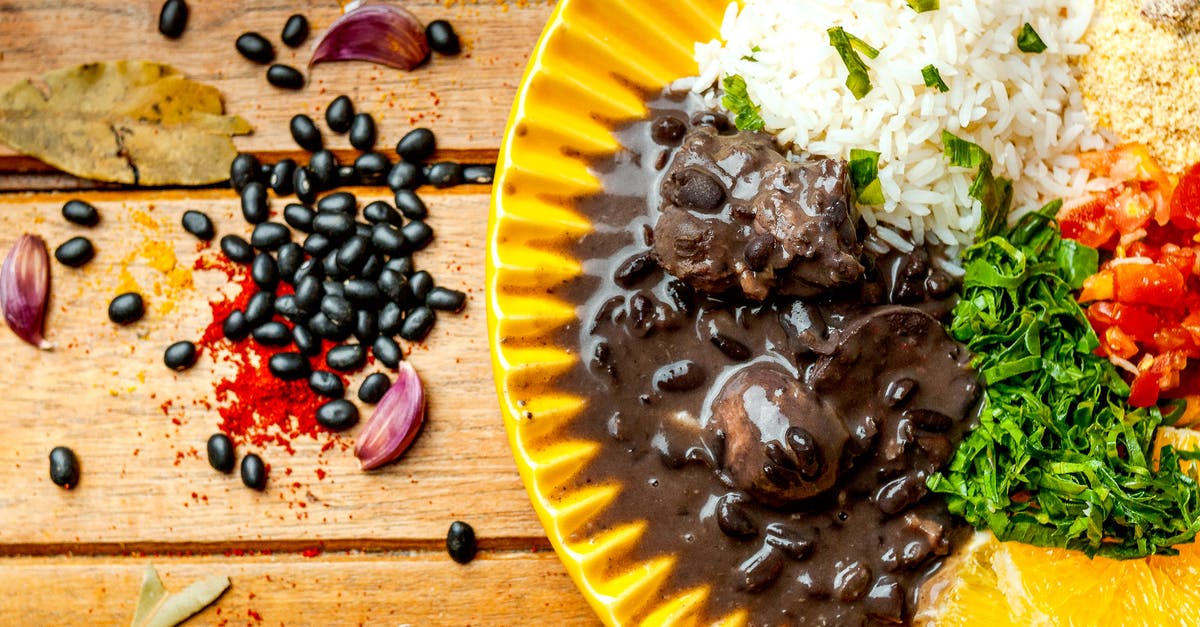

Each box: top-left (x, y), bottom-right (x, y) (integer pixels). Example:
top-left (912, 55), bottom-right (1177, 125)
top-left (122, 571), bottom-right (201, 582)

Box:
top-left (355, 361), bottom-right (426, 470)
top-left (310, 4), bottom-right (430, 71)
top-left (0, 234), bottom-right (52, 350)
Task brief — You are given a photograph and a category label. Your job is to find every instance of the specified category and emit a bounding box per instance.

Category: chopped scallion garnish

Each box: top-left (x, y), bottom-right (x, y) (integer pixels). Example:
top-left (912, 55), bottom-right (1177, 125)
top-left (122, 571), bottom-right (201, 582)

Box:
top-left (1017, 23), bottom-right (1047, 53)
top-left (905, 0), bottom-right (939, 12)
top-left (720, 75), bottom-right (765, 132)
top-left (921, 64), bottom-right (949, 92)
top-left (827, 27), bottom-right (878, 100)
top-left (941, 131), bottom-right (1012, 237)
top-left (848, 148), bottom-right (885, 205)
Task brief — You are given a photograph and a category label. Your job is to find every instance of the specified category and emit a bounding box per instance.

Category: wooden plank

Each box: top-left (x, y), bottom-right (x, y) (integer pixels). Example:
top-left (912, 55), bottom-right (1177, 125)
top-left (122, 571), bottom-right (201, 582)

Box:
top-left (0, 0), bottom-right (554, 168)
top-left (0, 551), bottom-right (600, 625)
top-left (0, 188), bottom-right (555, 549)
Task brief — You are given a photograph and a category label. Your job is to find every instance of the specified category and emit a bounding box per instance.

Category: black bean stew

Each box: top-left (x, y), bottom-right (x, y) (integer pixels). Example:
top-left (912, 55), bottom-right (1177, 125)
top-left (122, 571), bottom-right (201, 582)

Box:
top-left (547, 88), bottom-right (982, 624)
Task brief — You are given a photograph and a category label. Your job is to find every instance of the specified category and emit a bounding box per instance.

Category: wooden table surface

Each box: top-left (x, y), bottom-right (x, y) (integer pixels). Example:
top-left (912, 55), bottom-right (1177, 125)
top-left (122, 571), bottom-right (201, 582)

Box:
top-left (0, 1), bottom-right (602, 624)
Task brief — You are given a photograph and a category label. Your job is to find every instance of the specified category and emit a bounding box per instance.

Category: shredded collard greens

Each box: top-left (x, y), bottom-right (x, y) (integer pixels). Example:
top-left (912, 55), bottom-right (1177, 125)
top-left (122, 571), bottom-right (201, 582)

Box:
top-left (928, 206), bottom-right (1200, 559)
top-left (721, 75), bottom-right (765, 132)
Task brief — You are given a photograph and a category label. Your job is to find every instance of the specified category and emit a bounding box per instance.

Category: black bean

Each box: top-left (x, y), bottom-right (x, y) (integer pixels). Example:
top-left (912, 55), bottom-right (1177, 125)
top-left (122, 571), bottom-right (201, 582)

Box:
top-left (274, 294), bottom-right (302, 322)
top-left (883, 378), bottom-right (917, 407)
top-left (744, 233), bottom-right (774, 270)
top-left (876, 474), bottom-right (926, 516)
top-left (652, 360), bottom-right (705, 392)
top-left (240, 453), bottom-right (267, 490)
top-left (353, 309), bottom-right (378, 344)
top-left (392, 189), bottom-right (428, 220)
top-left (401, 221), bottom-right (433, 250)
top-left (282, 203), bottom-right (315, 233)
top-left (308, 370), bottom-right (344, 399)
top-left (178, 210), bottom-right (214, 241)
top-left (691, 111), bottom-right (731, 132)
top-left (736, 547), bottom-right (785, 593)
top-left (344, 279), bottom-right (380, 304)
top-left (376, 269), bottom-right (406, 302)
top-left (710, 333), bottom-right (751, 361)
top-left (281, 13), bottom-right (309, 47)
top-left (230, 153), bottom-right (262, 192)
top-left (293, 258), bottom-right (324, 286)
top-left (335, 237), bottom-right (369, 273)
top-left (251, 222), bottom-right (291, 250)
top-left (293, 167), bottom-right (316, 204)
top-left (108, 293), bottom-right (145, 325)
top-left (316, 399), bottom-right (359, 431)
top-left (288, 115), bottom-right (323, 153)
top-left (425, 19), bottom-right (461, 55)
top-left (163, 340), bottom-right (198, 371)
top-left (252, 321), bottom-right (292, 347)
top-left (320, 293), bottom-right (353, 326)
top-left (326, 343), bottom-right (366, 371)
top-left (336, 165), bottom-right (359, 186)
top-left (406, 270), bottom-right (433, 301)
top-left (378, 302), bottom-right (403, 336)
top-left (425, 286), bottom-right (466, 313)
top-left (764, 523), bottom-right (813, 560)
top-left (260, 162), bottom-right (273, 181)
top-left (716, 494), bottom-right (757, 538)
top-left (241, 182), bottom-right (269, 224)
top-left (651, 116), bottom-right (687, 146)
top-left (223, 310), bottom-right (250, 341)
top-left (373, 336), bottom-right (402, 368)
top-left (323, 253), bottom-right (348, 281)
top-left (385, 256), bottom-right (414, 276)
top-left (292, 324), bottom-right (321, 356)
top-left (251, 253), bottom-right (279, 290)
top-left (446, 521), bottom-right (477, 564)
top-left (218, 235), bottom-right (252, 264)
top-left (157, 0), bottom-right (188, 38)
top-left (354, 152), bottom-right (390, 183)
top-left (307, 312), bottom-right (347, 341)
top-left (269, 159), bottom-right (296, 196)
top-left (904, 408), bottom-right (953, 432)
top-left (348, 113), bottom-right (377, 150)
top-left (613, 252), bottom-right (657, 288)
top-left (785, 426), bottom-right (822, 480)
top-left (303, 232), bottom-right (334, 257)
top-left (324, 280), bottom-right (346, 299)
top-left (62, 199), bottom-right (99, 227)
top-left (833, 562), bottom-right (873, 602)
top-left (236, 32), bottom-right (275, 63)
top-left (312, 211), bottom-right (355, 240)
top-left (362, 200), bottom-right (402, 226)
top-left (268, 352), bottom-right (309, 381)
top-left (48, 446), bottom-right (80, 489)
top-left (386, 161), bottom-right (422, 191)
top-left (206, 433), bottom-right (235, 473)
top-left (266, 64), bottom-right (304, 90)
top-left (276, 243), bottom-right (304, 282)
top-left (317, 191), bottom-right (356, 214)
top-left (291, 275), bottom-right (320, 311)
top-left (396, 128), bottom-right (436, 163)
top-left (244, 291), bottom-right (275, 328)
top-left (54, 237), bottom-right (94, 267)
top-left (427, 161), bottom-right (463, 188)
top-left (399, 306), bottom-right (435, 341)
top-left (462, 164), bottom-right (495, 185)
top-left (358, 372), bottom-right (390, 403)
top-left (325, 95), bottom-right (354, 133)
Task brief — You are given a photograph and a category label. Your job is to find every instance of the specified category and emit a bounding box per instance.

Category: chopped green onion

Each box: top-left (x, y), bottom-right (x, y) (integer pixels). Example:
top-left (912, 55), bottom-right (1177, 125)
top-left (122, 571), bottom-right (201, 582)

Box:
top-left (720, 75), bottom-right (765, 132)
top-left (941, 131), bottom-right (1013, 238)
top-left (1017, 23), bottom-right (1047, 53)
top-left (828, 27), bottom-right (878, 99)
top-left (741, 45), bottom-right (762, 62)
top-left (905, 0), bottom-right (939, 12)
top-left (848, 148), bottom-right (885, 205)
top-left (921, 64), bottom-right (949, 92)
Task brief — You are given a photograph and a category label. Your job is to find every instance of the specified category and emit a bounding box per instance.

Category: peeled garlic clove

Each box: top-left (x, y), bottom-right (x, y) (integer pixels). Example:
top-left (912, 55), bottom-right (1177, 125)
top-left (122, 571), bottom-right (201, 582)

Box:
top-left (0, 234), bottom-right (52, 349)
top-left (355, 361), bottom-right (426, 470)
top-left (310, 4), bottom-right (430, 71)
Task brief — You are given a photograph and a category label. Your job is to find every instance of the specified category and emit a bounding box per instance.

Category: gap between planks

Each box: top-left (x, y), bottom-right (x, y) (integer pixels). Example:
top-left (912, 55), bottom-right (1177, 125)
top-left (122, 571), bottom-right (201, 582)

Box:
top-left (0, 536), bottom-right (556, 559)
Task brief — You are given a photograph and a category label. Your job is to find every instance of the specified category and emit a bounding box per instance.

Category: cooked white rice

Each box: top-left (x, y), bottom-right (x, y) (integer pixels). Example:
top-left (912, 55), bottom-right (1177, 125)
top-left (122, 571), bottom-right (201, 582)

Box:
top-left (693, 0), bottom-right (1106, 259)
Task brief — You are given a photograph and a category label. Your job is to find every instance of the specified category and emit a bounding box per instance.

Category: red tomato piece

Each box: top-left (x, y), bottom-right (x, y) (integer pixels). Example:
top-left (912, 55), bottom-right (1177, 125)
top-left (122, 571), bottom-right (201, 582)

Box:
top-left (1129, 369), bottom-right (1161, 407)
top-left (1112, 261), bottom-right (1185, 306)
top-left (1058, 192), bottom-right (1118, 249)
top-left (1170, 161), bottom-right (1200, 231)
top-left (1113, 304), bottom-right (1159, 344)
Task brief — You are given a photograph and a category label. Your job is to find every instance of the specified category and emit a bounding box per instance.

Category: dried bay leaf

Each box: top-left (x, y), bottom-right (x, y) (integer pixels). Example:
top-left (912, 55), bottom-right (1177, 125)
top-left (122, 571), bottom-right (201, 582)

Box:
top-left (130, 563), bottom-right (230, 627)
top-left (0, 61), bottom-right (251, 185)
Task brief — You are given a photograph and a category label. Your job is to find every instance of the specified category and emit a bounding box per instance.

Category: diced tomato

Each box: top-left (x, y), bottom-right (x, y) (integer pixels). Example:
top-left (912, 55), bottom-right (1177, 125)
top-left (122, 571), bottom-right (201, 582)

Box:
top-left (1170, 161), bottom-right (1200, 231)
top-left (1113, 304), bottom-right (1159, 344)
top-left (1129, 369), bottom-right (1161, 407)
top-left (1079, 271), bottom-right (1115, 302)
top-left (1058, 191), bottom-right (1118, 249)
top-left (1112, 261), bottom-right (1185, 306)
top-left (1109, 187), bottom-right (1156, 236)
top-left (1104, 326), bottom-right (1140, 360)
top-left (1159, 244), bottom-right (1197, 277)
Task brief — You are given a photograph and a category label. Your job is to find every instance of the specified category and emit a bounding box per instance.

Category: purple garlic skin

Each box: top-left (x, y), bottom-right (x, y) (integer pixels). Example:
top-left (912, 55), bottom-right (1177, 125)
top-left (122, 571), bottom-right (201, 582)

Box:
top-left (355, 361), bottom-right (426, 470)
top-left (0, 234), bottom-right (52, 350)
top-left (310, 4), bottom-right (431, 71)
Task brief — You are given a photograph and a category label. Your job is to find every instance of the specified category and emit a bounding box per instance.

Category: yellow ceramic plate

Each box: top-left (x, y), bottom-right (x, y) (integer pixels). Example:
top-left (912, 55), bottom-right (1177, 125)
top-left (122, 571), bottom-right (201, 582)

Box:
top-left (486, 0), bottom-right (735, 624)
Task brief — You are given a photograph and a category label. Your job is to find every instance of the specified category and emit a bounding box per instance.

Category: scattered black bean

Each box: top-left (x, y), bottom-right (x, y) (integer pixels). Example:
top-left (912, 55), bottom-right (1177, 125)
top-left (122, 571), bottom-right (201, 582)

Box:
top-left (401, 221), bottom-right (433, 250)
top-left (206, 433), bottom-right (235, 473)
top-left (387, 161), bottom-right (422, 191)
top-left (282, 204), bottom-right (315, 233)
top-left (274, 294), bottom-right (302, 322)
top-left (281, 13), bottom-right (309, 47)
top-left (163, 340), bottom-right (198, 371)
top-left (308, 370), bottom-right (344, 399)
top-left (426, 286), bottom-right (466, 313)
top-left (348, 113), bottom-right (377, 151)
top-left (736, 547), bottom-right (785, 593)
top-left (325, 95), bottom-right (354, 133)
top-left (378, 302), bottom-right (403, 336)
top-left (240, 182), bottom-right (269, 224)
top-left (251, 222), bottom-right (291, 250)
top-left (711, 333), bottom-right (751, 361)
top-left (716, 494), bottom-right (757, 538)
top-left (292, 324), bottom-right (320, 357)
top-left (61, 199), bottom-right (99, 227)
top-left (345, 279), bottom-right (381, 304)
top-left (240, 453), bottom-right (267, 490)
top-left (373, 336), bottom-right (402, 368)
top-left (230, 153), bottom-right (262, 192)
top-left (377, 269), bottom-right (407, 302)
top-left (48, 446), bottom-right (80, 489)
top-left (236, 32), bottom-right (275, 64)
top-left (336, 165), bottom-right (359, 186)
top-left (269, 159), bottom-right (296, 196)
top-left (223, 310), bottom-right (250, 341)
top-left (326, 343), bottom-right (366, 371)
top-left (396, 128), bottom-right (436, 163)
top-left (316, 191), bottom-right (355, 214)
top-left (293, 167), bottom-right (316, 204)
top-left (323, 253), bottom-right (348, 281)
top-left (353, 309), bottom-right (378, 343)
top-left (362, 200), bottom-right (402, 226)
top-left (392, 189), bottom-right (428, 220)
top-left (426, 19), bottom-right (461, 55)
top-left (653, 360), bottom-right (705, 392)
top-left (157, 0), bottom-right (188, 38)
top-left (408, 270), bottom-right (434, 300)
top-left (399, 306), bottom-right (435, 341)
top-left (219, 235), bottom-right (253, 264)
top-left (764, 522), bottom-right (813, 560)
top-left (108, 293), bottom-right (145, 325)
top-left (267, 352), bottom-right (309, 381)
top-left (266, 64), bottom-right (304, 89)
top-left (385, 256), bottom-right (414, 276)
top-left (426, 161), bottom-right (463, 188)
top-left (335, 237), bottom-right (369, 273)
top-left (252, 321), bottom-right (292, 347)
top-left (291, 275), bottom-right (320, 311)
top-left (462, 164), bottom-right (495, 185)
top-left (289, 115), bottom-right (323, 153)
top-left (178, 210), bottom-right (215, 241)
top-left (251, 253), bottom-right (279, 290)
top-left (360, 253), bottom-right (384, 280)
top-left (54, 237), bottom-right (95, 267)
top-left (446, 521), bottom-right (477, 564)
top-left (613, 252), bottom-right (657, 288)
top-left (358, 372), bottom-right (390, 404)
top-left (293, 258), bottom-right (323, 286)
top-left (354, 152), bottom-right (390, 183)
top-left (312, 211), bottom-right (355, 240)
top-left (316, 399), bottom-right (359, 431)
top-left (244, 290), bottom-right (275, 327)
top-left (275, 243), bottom-right (304, 282)
top-left (303, 232), bottom-right (334, 257)
top-left (370, 223), bottom-right (408, 256)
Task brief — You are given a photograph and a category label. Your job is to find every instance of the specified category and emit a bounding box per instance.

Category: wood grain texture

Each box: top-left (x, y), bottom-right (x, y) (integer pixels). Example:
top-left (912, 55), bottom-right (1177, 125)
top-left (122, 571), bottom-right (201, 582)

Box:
top-left (0, 551), bottom-right (600, 625)
top-left (0, 0), bottom-right (555, 170)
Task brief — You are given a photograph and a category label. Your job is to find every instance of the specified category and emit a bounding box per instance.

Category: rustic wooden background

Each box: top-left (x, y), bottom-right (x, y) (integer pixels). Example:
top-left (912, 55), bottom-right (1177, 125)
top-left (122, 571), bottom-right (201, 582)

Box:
top-left (0, 1), bottom-right (602, 624)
